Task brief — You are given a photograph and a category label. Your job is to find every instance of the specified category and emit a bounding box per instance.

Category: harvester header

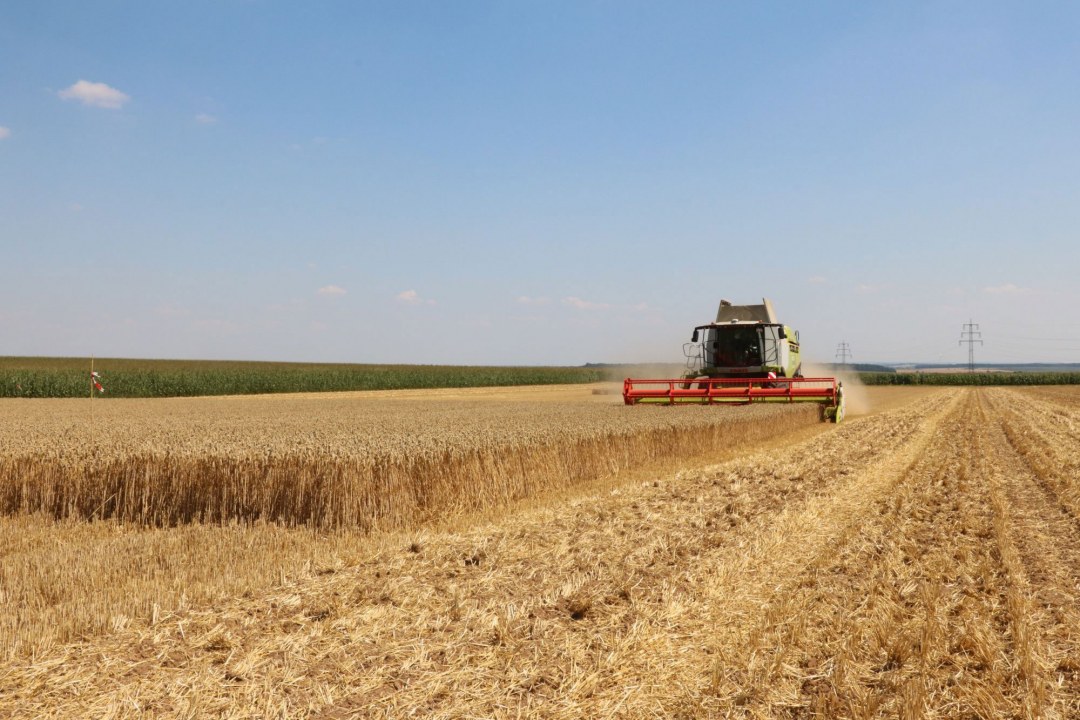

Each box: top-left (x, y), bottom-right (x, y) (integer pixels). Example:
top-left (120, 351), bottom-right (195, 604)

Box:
top-left (623, 298), bottom-right (845, 421)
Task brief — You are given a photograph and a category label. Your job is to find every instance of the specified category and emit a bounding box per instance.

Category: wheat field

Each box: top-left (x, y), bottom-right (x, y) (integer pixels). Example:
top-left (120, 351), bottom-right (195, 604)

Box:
top-left (4, 384), bottom-right (1080, 717)
top-left (0, 383), bottom-right (825, 661)
top-left (0, 384), bottom-right (821, 529)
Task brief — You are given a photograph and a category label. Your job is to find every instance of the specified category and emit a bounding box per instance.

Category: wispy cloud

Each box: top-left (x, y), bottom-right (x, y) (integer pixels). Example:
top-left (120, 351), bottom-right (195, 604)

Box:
top-left (983, 283), bottom-right (1030, 295)
top-left (807, 275), bottom-right (827, 285)
top-left (58, 80), bottom-right (130, 109)
top-left (516, 295), bottom-right (550, 306)
top-left (562, 296), bottom-right (612, 310)
top-left (316, 285), bottom-right (347, 297)
top-left (194, 113), bottom-right (217, 125)
top-left (0, 127), bottom-right (10, 140)
top-left (855, 283), bottom-right (881, 294)
top-left (397, 289), bottom-right (436, 306)
top-left (560, 296), bottom-right (649, 313)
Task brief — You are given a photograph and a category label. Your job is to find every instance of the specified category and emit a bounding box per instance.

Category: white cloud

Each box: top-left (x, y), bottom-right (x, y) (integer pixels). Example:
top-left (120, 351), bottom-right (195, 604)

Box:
top-left (855, 283), bottom-right (880, 294)
top-left (983, 283), bottom-right (1030, 295)
top-left (316, 285), bottom-right (347, 297)
top-left (58, 80), bottom-right (130, 109)
top-left (563, 296), bottom-right (612, 310)
top-left (516, 295), bottom-right (550, 306)
top-left (807, 275), bottom-right (827, 285)
top-left (194, 113), bottom-right (217, 125)
top-left (396, 289), bottom-right (435, 306)
top-left (0, 127), bottom-right (10, 140)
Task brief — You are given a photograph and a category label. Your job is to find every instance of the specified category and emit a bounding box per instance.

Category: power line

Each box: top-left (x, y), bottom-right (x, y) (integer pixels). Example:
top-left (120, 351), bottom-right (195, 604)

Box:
top-left (995, 334), bottom-right (1077, 341)
top-left (835, 341), bottom-right (852, 366)
top-left (959, 320), bottom-right (983, 373)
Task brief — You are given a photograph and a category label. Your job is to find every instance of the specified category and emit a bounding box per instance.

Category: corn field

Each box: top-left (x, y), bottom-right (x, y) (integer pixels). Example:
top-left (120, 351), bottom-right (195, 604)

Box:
top-left (5, 384), bottom-right (1080, 718)
top-left (0, 357), bottom-right (606, 398)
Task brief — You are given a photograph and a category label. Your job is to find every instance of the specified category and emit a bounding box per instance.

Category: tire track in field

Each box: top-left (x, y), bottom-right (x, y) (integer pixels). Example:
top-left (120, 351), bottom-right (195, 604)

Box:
top-left (0, 393), bottom-right (959, 718)
top-left (675, 389), bottom-right (966, 716)
top-left (970, 391), bottom-right (1049, 718)
top-left (990, 388), bottom-right (1080, 532)
top-left (695, 389), bottom-right (1041, 718)
top-left (982, 389), bottom-right (1080, 719)
top-left (1015, 386), bottom-right (1080, 415)
top-left (697, 388), bottom-right (1080, 718)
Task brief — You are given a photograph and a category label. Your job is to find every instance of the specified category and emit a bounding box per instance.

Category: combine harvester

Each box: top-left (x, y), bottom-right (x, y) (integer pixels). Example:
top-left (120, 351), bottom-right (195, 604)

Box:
top-left (623, 298), bottom-right (845, 422)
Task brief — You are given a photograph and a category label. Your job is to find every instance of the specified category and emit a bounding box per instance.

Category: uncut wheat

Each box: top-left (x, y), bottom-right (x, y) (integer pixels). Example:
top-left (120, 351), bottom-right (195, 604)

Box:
top-left (0, 393), bottom-right (820, 530)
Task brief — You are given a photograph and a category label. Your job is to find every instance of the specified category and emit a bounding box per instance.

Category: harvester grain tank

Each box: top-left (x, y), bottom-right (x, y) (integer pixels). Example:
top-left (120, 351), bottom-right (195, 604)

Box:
top-left (622, 298), bottom-right (845, 421)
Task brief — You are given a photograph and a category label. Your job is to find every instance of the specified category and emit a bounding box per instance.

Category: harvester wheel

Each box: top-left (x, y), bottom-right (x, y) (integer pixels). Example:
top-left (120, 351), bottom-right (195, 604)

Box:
top-left (833, 384), bottom-right (846, 423)
top-left (822, 383), bottom-right (845, 423)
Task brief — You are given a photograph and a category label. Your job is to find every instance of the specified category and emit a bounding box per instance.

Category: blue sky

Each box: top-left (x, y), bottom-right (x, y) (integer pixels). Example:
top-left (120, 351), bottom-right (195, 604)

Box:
top-left (3, 2), bottom-right (1080, 365)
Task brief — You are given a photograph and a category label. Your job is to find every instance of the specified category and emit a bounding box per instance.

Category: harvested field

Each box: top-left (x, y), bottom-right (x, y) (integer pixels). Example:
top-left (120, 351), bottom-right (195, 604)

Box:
top-left (5, 384), bottom-right (1080, 717)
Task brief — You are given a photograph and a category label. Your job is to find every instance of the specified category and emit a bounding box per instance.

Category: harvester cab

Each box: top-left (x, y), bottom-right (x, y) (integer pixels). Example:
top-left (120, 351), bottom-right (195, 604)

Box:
top-left (624, 298), bottom-right (845, 422)
top-left (683, 298), bottom-right (801, 380)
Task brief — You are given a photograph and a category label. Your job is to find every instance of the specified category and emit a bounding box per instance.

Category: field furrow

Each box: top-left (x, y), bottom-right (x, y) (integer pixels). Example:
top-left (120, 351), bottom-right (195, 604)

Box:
top-left (698, 389), bottom-right (1059, 718)
top-left (691, 390), bottom-right (965, 717)
top-left (704, 390), bottom-right (984, 716)
top-left (982, 390), bottom-right (1080, 718)
top-left (970, 392), bottom-right (1049, 718)
top-left (989, 388), bottom-right (1080, 525)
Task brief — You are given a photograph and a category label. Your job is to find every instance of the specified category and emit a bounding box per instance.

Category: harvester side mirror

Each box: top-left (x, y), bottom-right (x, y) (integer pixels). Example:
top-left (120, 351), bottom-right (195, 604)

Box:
top-left (778, 327), bottom-right (787, 340)
top-left (691, 329), bottom-right (699, 342)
